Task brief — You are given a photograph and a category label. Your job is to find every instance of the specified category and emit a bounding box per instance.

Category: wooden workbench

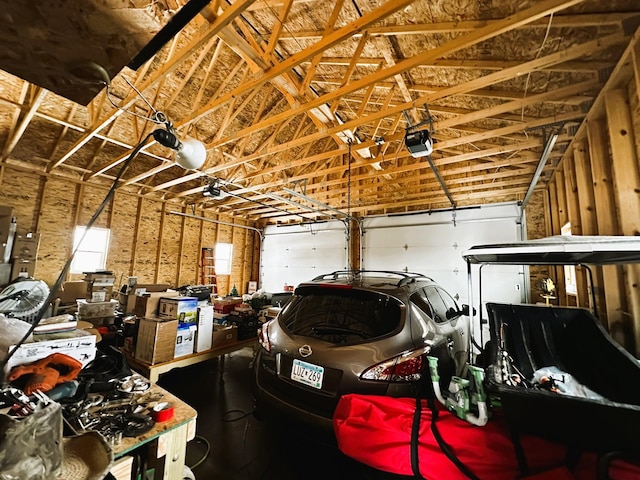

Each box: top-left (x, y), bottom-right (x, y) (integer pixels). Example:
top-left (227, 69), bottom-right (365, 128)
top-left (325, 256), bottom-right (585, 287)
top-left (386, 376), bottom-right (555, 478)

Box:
top-left (125, 338), bottom-right (258, 383)
top-left (110, 383), bottom-right (197, 480)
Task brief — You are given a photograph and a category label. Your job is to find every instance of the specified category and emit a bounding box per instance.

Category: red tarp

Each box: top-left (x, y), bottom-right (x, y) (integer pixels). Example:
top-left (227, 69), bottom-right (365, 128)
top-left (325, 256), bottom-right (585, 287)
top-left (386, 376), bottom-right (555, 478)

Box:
top-left (334, 394), bottom-right (640, 479)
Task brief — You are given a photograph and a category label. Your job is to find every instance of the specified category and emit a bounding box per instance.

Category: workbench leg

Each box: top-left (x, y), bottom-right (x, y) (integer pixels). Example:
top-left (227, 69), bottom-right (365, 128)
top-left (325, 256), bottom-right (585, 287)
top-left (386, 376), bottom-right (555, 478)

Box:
top-left (155, 421), bottom-right (189, 480)
top-left (148, 369), bottom-right (159, 384)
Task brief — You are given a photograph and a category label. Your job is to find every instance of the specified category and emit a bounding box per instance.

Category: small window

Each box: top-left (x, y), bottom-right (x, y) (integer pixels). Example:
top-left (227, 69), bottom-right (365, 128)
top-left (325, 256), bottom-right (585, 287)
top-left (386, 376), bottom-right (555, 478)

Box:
top-left (425, 286), bottom-right (448, 323)
top-left (215, 243), bottom-right (233, 275)
top-left (280, 287), bottom-right (401, 343)
top-left (410, 289), bottom-right (434, 318)
top-left (70, 226), bottom-right (110, 274)
top-left (436, 287), bottom-right (461, 320)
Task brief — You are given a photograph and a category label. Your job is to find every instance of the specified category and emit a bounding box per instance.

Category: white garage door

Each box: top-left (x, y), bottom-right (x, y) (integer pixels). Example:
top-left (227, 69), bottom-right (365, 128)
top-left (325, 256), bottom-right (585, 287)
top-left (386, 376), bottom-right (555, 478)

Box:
top-left (361, 202), bottom-right (526, 346)
top-left (260, 221), bottom-right (348, 292)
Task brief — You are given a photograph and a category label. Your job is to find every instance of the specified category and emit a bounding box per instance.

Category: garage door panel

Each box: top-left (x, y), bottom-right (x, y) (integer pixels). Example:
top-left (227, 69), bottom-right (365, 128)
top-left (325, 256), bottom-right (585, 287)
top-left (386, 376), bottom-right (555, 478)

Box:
top-left (261, 224), bottom-right (347, 292)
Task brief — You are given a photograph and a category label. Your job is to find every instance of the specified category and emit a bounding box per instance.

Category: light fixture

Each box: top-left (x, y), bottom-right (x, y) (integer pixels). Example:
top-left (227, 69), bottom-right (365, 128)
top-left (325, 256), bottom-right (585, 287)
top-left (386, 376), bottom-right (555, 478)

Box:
top-left (153, 127), bottom-right (207, 170)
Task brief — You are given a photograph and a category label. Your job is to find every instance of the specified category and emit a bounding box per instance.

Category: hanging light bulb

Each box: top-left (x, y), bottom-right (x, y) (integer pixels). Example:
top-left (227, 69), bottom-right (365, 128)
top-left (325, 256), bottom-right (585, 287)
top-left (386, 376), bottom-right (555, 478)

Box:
top-left (153, 128), bottom-right (207, 170)
top-left (175, 137), bottom-right (206, 170)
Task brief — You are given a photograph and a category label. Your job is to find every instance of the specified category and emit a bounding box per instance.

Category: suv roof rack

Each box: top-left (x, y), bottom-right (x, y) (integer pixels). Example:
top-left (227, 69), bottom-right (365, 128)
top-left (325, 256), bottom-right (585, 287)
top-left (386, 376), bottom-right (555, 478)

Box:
top-left (311, 270), bottom-right (433, 287)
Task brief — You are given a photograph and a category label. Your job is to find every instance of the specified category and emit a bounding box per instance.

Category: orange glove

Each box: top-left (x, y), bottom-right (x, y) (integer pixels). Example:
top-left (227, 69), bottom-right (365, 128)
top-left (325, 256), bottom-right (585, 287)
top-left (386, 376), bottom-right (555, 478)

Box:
top-left (8, 353), bottom-right (83, 395)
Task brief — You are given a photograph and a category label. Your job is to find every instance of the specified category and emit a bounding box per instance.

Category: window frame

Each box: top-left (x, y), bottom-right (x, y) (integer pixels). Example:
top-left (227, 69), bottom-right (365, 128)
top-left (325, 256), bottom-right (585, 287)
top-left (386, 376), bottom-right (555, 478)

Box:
top-left (214, 242), bottom-right (233, 275)
top-left (70, 226), bottom-right (111, 274)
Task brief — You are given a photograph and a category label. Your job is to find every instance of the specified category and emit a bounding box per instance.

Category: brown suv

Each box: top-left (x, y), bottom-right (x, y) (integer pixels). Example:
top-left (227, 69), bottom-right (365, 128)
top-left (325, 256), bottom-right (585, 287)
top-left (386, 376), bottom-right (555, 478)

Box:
top-left (253, 270), bottom-right (470, 429)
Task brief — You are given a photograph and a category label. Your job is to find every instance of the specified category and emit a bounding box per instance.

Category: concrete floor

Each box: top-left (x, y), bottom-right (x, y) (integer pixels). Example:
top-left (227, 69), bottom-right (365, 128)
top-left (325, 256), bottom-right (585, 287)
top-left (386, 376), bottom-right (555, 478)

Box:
top-left (156, 346), bottom-right (409, 480)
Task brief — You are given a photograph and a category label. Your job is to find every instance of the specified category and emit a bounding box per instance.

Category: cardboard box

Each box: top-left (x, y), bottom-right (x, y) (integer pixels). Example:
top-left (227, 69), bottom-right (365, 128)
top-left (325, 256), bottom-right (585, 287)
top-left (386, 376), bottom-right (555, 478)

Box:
top-left (5, 331), bottom-right (97, 377)
top-left (135, 290), bottom-right (180, 318)
top-left (86, 285), bottom-right (114, 303)
top-left (211, 324), bottom-right (238, 348)
top-left (213, 297), bottom-right (243, 314)
top-left (77, 299), bottom-right (118, 319)
top-left (119, 283), bottom-right (169, 317)
top-left (158, 296), bottom-right (198, 323)
top-left (84, 271), bottom-right (115, 302)
top-left (196, 306), bottom-right (214, 352)
top-left (213, 312), bottom-right (229, 324)
top-left (11, 233), bottom-right (40, 260)
top-left (59, 281), bottom-right (86, 304)
top-left (135, 317), bottom-right (178, 365)
top-left (174, 322), bottom-right (196, 358)
top-left (119, 284), bottom-right (172, 313)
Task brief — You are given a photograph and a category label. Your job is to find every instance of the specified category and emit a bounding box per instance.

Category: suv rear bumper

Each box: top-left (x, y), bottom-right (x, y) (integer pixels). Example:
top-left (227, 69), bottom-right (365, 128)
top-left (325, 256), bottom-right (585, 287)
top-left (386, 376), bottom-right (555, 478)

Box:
top-left (254, 378), bottom-right (336, 431)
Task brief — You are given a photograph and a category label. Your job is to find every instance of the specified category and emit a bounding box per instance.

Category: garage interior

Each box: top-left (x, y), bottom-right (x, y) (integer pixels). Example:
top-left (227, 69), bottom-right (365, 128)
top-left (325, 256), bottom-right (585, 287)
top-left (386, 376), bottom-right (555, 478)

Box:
top-left (1, 0), bottom-right (640, 478)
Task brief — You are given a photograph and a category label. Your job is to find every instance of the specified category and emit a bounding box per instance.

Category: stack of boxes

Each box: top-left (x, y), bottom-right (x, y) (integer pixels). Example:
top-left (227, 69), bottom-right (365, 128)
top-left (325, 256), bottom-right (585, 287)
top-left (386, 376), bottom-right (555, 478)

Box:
top-left (77, 298), bottom-right (118, 327)
top-left (228, 302), bottom-right (259, 341)
top-left (212, 297), bottom-right (242, 323)
top-left (118, 279), bottom-right (172, 314)
top-left (132, 294), bottom-right (245, 366)
top-left (134, 296), bottom-right (200, 364)
top-left (83, 271), bottom-right (116, 303)
top-left (158, 296), bottom-right (198, 359)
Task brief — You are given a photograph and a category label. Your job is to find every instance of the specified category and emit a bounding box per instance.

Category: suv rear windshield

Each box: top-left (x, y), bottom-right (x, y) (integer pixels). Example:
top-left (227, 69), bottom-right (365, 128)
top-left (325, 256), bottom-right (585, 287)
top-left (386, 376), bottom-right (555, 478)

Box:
top-left (280, 286), bottom-right (402, 344)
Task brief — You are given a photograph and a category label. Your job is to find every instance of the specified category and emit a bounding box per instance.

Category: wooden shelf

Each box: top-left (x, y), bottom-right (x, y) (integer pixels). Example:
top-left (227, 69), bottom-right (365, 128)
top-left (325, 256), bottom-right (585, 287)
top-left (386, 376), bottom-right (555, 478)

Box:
top-left (124, 338), bottom-right (257, 383)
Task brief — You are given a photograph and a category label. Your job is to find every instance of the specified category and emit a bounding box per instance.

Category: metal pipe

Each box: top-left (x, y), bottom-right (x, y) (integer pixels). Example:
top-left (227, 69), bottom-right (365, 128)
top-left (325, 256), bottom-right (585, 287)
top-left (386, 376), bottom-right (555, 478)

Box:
top-left (168, 210), bottom-right (264, 288)
top-left (426, 155), bottom-right (456, 208)
top-left (521, 132), bottom-right (558, 211)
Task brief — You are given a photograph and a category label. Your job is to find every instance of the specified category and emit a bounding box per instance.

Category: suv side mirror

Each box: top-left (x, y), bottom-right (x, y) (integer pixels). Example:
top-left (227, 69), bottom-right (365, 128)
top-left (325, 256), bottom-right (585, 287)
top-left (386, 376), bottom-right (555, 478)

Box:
top-left (461, 304), bottom-right (476, 316)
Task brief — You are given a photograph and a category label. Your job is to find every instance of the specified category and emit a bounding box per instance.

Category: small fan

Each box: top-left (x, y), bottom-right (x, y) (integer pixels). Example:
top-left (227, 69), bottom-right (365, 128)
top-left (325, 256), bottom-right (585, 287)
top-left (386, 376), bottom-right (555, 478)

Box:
top-left (0, 278), bottom-right (50, 323)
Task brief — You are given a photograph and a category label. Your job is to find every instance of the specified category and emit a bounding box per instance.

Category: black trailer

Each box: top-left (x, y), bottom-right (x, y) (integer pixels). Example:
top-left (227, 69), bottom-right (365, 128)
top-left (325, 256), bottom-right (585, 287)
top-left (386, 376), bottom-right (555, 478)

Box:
top-left (462, 235), bottom-right (640, 455)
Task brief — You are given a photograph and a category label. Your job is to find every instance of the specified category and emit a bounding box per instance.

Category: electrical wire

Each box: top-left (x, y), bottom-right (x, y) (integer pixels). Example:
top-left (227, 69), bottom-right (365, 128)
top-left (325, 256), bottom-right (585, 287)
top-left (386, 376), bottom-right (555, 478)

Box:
top-left (521, 13), bottom-right (554, 123)
top-left (0, 131), bottom-right (156, 377)
top-left (187, 435), bottom-right (211, 470)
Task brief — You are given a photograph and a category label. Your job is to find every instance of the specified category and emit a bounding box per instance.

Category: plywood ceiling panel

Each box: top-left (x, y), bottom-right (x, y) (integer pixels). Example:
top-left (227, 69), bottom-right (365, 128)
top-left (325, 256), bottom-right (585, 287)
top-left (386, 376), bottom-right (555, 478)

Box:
top-left (0, 0), bottom-right (638, 225)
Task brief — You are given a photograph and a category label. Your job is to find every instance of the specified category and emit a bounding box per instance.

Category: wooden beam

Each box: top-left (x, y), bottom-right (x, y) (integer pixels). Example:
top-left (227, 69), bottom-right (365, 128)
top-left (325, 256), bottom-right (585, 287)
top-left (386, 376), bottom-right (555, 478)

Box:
top-left (263, 0), bottom-right (295, 60)
top-left (185, 0), bottom-right (415, 127)
top-left (300, 0), bottom-right (345, 94)
top-left (604, 88), bottom-right (640, 354)
top-left (573, 140), bottom-right (606, 319)
top-left (275, 12), bottom-right (638, 39)
top-left (587, 118), bottom-right (626, 339)
top-left (208, 30), bottom-right (620, 161)
top-left (2, 87), bottom-right (46, 161)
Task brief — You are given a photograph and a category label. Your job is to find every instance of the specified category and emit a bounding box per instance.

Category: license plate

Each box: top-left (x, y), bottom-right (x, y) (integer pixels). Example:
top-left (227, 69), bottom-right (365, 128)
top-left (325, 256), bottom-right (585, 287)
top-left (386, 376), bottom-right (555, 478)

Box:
top-left (291, 359), bottom-right (324, 389)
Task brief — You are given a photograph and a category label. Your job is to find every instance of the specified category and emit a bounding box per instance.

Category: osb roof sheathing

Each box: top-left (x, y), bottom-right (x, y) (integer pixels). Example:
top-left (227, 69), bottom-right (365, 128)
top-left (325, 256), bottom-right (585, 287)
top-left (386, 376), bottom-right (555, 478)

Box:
top-left (0, 0), bottom-right (639, 225)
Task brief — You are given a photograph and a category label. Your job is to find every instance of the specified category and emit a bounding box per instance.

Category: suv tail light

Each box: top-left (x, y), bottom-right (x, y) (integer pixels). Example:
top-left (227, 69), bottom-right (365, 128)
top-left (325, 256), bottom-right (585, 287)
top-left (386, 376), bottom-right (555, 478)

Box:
top-left (259, 319), bottom-right (273, 352)
top-left (360, 347), bottom-right (430, 382)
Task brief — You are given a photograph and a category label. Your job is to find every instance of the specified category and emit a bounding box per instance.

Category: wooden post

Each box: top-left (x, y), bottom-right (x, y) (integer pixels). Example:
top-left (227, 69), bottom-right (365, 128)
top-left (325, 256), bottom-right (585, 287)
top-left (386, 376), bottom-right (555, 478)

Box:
top-left (175, 205), bottom-right (187, 287)
top-left (586, 118), bottom-right (627, 342)
top-left (604, 88), bottom-right (640, 355)
top-left (573, 141), bottom-right (606, 322)
top-left (154, 202), bottom-right (167, 284)
top-left (548, 183), bottom-right (562, 294)
top-left (554, 173), bottom-right (569, 304)
top-left (563, 155), bottom-right (588, 308)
